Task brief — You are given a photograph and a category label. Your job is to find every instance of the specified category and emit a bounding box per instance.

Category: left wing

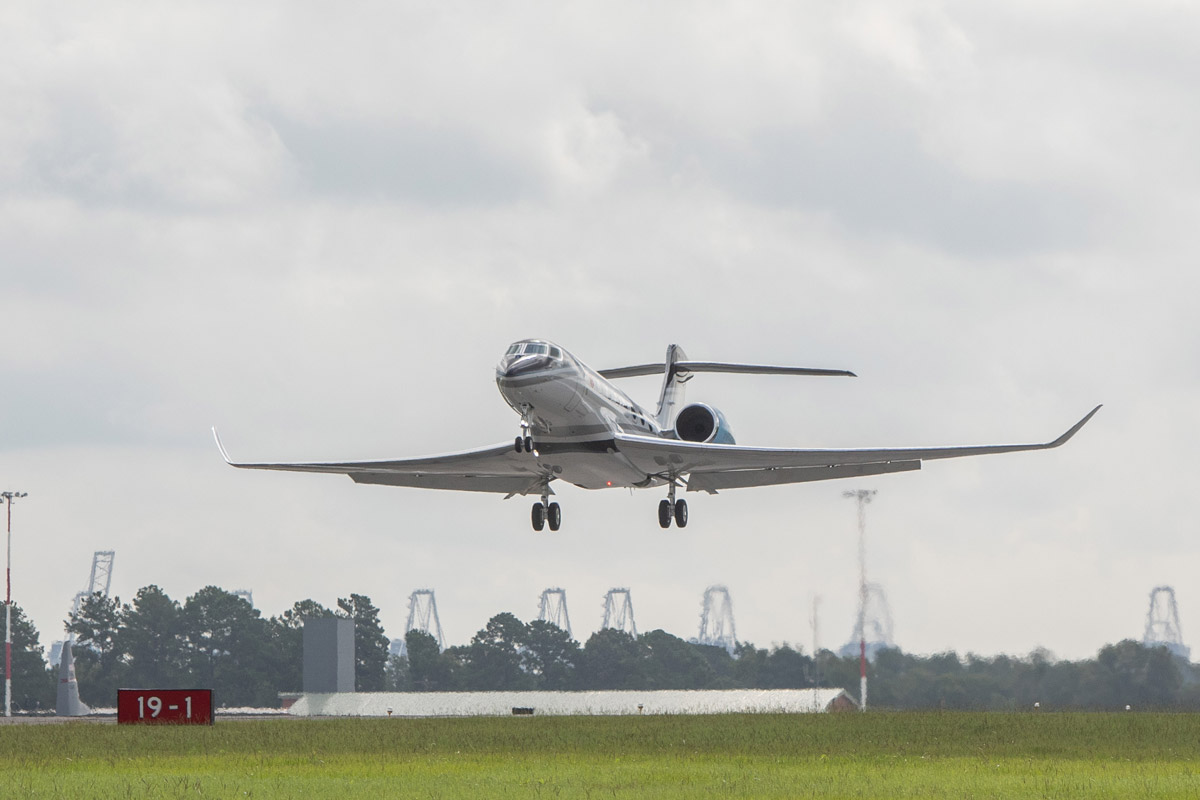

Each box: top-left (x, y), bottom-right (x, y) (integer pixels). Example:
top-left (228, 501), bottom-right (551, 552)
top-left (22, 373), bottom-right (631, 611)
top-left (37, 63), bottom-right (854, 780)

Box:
top-left (613, 405), bottom-right (1101, 493)
top-left (212, 429), bottom-right (552, 496)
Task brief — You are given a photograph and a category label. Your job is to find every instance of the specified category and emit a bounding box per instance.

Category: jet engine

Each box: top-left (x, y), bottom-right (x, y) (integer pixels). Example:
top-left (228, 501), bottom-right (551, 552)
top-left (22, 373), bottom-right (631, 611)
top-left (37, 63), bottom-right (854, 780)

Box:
top-left (673, 403), bottom-right (736, 445)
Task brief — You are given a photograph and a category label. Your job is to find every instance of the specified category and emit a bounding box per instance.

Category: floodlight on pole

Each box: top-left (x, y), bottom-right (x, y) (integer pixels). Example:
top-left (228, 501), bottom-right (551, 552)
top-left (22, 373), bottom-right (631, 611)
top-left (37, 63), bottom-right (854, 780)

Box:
top-left (843, 488), bottom-right (875, 712)
top-left (2, 491), bottom-right (28, 718)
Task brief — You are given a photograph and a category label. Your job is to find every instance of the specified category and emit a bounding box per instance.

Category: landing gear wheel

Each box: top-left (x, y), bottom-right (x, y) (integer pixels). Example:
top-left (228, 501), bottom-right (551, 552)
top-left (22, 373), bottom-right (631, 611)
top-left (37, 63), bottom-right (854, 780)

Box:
top-left (531, 502), bottom-right (546, 531)
top-left (658, 499), bottom-right (673, 528)
top-left (523, 436), bottom-right (534, 453)
top-left (514, 436), bottom-right (523, 454)
top-left (674, 499), bottom-right (688, 528)
top-left (547, 502), bottom-right (562, 531)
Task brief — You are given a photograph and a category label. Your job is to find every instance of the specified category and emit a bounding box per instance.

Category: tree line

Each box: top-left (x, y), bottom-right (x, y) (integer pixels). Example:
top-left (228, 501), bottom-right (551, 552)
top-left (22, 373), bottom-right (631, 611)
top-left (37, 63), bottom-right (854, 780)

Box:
top-left (4, 586), bottom-right (1200, 711)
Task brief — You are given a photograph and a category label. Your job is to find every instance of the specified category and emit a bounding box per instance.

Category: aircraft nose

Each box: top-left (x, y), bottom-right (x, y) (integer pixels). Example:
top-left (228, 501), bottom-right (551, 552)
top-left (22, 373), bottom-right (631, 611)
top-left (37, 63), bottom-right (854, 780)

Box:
top-left (499, 354), bottom-right (550, 379)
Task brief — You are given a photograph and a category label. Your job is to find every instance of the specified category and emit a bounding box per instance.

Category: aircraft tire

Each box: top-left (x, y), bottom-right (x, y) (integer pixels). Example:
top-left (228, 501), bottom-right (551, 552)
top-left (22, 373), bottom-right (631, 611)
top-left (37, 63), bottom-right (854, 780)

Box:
top-left (531, 502), bottom-right (546, 531)
top-left (674, 499), bottom-right (688, 528)
top-left (524, 436), bottom-right (534, 453)
top-left (658, 499), bottom-right (673, 528)
top-left (547, 502), bottom-right (562, 531)
top-left (515, 437), bottom-right (523, 453)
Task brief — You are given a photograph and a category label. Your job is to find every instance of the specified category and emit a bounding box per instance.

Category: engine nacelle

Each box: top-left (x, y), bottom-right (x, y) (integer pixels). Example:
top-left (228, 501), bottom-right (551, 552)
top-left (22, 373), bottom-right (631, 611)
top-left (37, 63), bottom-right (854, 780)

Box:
top-left (673, 403), bottom-right (736, 445)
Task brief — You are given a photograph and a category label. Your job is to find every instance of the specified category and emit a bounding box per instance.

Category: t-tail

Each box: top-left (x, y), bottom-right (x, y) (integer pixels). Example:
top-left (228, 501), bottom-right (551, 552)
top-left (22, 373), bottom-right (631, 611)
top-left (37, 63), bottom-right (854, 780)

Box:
top-left (654, 344), bottom-right (692, 429)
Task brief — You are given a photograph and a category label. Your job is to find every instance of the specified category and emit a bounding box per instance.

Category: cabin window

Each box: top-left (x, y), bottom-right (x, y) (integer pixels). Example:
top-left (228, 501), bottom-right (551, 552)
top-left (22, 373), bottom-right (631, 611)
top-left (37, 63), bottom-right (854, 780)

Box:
top-left (549, 346), bottom-right (561, 359)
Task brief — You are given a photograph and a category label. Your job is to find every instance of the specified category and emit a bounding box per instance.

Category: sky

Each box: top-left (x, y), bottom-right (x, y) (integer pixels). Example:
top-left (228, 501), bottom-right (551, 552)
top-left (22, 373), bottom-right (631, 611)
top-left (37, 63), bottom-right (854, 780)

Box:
top-left (2, 1), bottom-right (1198, 664)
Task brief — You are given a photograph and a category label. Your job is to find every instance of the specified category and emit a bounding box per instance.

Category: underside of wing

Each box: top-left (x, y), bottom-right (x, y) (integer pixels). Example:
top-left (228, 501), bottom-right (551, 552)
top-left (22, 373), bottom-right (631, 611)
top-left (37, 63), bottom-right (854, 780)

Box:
top-left (613, 405), bottom-right (1101, 494)
top-left (213, 430), bottom-right (551, 495)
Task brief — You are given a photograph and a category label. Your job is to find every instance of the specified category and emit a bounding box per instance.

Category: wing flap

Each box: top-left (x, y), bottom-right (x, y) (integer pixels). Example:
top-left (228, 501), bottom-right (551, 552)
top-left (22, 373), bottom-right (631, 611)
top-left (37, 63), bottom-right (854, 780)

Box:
top-left (687, 460), bottom-right (921, 493)
top-left (350, 473), bottom-right (547, 494)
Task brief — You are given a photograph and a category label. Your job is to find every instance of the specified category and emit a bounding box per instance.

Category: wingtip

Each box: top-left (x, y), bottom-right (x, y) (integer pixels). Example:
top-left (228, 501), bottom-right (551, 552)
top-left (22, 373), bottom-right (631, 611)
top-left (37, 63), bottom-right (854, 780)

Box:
top-left (211, 427), bottom-right (233, 464)
top-left (1051, 404), bottom-right (1102, 447)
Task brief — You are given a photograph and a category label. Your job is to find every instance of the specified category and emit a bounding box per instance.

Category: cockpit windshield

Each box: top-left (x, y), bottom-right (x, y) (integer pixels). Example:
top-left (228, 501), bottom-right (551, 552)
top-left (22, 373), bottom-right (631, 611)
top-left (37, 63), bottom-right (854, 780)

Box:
top-left (505, 342), bottom-right (561, 360)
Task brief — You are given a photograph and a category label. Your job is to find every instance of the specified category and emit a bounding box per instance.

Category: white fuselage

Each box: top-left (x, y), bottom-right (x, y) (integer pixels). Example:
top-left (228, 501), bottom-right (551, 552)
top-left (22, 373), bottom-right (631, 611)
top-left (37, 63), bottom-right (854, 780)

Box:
top-left (495, 340), bottom-right (669, 490)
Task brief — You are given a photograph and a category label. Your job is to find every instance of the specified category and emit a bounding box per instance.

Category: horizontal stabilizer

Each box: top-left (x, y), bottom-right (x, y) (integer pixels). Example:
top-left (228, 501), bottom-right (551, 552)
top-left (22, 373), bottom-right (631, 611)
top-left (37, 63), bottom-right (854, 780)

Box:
top-left (599, 361), bottom-right (856, 379)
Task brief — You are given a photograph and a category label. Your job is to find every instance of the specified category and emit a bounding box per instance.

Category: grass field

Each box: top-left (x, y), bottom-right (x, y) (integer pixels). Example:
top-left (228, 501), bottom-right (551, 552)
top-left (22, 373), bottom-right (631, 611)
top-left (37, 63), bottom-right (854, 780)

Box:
top-left (1, 712), bottom-right (1198, 798)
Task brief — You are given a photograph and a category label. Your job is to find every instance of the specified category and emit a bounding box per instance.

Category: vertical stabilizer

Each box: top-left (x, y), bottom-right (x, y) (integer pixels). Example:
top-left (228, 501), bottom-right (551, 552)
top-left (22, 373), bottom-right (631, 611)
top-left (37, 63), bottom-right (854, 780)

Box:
top-left (56, 639), bottom-right (90, 716)
top-left (654, 344), bottom-right (691, 429)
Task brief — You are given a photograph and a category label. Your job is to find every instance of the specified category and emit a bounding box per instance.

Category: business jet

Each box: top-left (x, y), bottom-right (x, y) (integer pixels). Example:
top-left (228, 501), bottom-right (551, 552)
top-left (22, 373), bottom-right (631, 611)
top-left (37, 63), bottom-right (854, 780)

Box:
top-left (215, 340), bottom-right (1100, 531)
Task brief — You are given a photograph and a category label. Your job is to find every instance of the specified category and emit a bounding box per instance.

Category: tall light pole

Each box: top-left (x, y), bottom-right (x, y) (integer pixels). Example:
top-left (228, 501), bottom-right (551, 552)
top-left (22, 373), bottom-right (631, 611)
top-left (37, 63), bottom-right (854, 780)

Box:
top-left (844, 488), bottom-right (875, 711)
top-left (2, 491), bottom-right (27, 718)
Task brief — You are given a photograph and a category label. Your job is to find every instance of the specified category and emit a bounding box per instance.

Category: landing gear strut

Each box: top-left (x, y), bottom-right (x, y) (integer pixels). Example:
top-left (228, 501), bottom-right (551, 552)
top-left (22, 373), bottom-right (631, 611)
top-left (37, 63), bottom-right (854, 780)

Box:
top-left (658, 481), bottom-right (687, 528)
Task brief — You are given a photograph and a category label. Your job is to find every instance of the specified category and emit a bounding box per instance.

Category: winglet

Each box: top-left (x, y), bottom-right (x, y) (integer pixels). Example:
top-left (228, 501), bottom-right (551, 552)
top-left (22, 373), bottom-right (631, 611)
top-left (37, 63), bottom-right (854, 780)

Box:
top-left (212, 427), bottom-right (234, 465)
top-left (1049, 405), bottom-right (1102, 448)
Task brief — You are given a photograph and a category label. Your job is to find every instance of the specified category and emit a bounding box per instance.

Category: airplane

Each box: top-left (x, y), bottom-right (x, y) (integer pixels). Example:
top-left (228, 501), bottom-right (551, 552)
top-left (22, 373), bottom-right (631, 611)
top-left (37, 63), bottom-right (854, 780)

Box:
top-left (215, 340), bottom-right (1101, 531)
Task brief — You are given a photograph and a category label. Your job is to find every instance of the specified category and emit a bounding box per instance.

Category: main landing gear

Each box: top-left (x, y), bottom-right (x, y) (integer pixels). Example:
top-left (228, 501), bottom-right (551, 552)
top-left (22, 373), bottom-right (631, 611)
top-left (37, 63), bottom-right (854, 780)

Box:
top-left (658, 482), bottom-right (688, 528)
top-left (531, 487), bottom-right (561, 532)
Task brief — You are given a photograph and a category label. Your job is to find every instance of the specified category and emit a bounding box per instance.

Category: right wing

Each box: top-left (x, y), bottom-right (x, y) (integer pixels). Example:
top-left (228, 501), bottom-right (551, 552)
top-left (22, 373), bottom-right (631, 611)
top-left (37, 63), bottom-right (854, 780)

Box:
top-left (613, 405), bottom-right (1102, 493)
top-left (212, 429), bottom-right (551, 496)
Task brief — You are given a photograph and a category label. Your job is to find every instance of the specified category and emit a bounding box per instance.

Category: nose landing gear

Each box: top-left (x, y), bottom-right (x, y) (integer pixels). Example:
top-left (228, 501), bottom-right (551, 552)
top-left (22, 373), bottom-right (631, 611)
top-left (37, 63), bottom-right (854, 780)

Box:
top-left (513, 419), bottom-right (536, 454)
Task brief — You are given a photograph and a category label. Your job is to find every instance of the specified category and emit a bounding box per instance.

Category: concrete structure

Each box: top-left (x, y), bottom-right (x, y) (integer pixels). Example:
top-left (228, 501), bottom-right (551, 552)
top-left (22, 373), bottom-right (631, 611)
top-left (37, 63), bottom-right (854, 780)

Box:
top-left (289, 688), bottom-right (857, 717)
top-left (303, 617), bottom-right (354, 693)
top-left (55, 640), bottom-right (89, 717)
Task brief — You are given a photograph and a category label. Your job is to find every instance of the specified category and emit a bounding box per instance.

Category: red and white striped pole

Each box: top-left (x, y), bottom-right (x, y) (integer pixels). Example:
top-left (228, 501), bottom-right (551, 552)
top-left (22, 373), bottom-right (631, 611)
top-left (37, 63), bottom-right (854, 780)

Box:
top-left (844, 489), bottom-right (875, 712)
top-left (3, 491), bottom-right (27, 718)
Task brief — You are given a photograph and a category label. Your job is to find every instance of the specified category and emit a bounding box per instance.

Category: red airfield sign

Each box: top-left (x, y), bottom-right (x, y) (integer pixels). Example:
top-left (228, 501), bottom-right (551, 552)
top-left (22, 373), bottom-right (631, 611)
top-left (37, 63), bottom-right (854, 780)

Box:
top-left (117, 689), bottom-right (214, 725)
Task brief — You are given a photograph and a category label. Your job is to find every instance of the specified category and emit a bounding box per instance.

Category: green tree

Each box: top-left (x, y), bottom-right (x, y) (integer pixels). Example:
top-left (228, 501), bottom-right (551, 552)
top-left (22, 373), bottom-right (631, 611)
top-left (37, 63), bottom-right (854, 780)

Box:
top-left (67, 591), bottom-right (125, 707)
top-left (6, 603), bottom-right (54, 711)
top-left (641, 630), bottom-right (715, 689)
top-left (120, 585), bottom-right (185, 687)
top-left (406, 629), bottom-right (456, 691)
top-left (462, 613), bottom-right (533, 690)
top-left (183, 586), bottom-right (276, 707)
top-left (759, 645), bottom-right (814, 689)
top-left (578, 629), bottom-right (645, 689)
top-left (337, 594), bottom-right (389, 692)
top-left (522, 620), bottom-right (580, 690)
top-left (385, 653), bottom-right (411, 691)
top-left (1096, 640), bottom-right (1182, 709)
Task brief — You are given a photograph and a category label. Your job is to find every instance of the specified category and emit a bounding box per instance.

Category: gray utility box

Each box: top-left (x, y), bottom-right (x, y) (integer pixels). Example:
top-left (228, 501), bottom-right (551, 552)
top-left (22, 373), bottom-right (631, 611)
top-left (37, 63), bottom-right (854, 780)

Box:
top-left (303, 617), bottom-right (355, 693)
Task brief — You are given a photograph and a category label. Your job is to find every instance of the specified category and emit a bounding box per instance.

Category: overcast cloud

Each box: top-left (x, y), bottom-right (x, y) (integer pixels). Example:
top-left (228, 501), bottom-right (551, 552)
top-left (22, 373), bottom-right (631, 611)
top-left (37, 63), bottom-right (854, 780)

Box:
top-left (2, 1), bottom-right (1198, 663)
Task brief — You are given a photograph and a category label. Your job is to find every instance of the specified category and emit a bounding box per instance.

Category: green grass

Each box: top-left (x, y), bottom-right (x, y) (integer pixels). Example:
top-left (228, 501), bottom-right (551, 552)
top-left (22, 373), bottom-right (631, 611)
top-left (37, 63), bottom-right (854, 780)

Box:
top-left (2, 712), bottom-right (1199, 798)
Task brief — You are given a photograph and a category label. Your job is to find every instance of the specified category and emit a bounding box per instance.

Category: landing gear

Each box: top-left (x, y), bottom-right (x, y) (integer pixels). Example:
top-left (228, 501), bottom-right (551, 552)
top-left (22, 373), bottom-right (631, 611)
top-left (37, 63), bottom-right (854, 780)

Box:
top-left (658, 499), bottom-right (673, 528)
top-left (658, 481), bottom-right (688, 528)
top-left (514, 418), bottom-right (535, 454)
top-left (674, 498), bottom-right (688, 528)
top-left (531, 485), bottom-right (561, 532)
